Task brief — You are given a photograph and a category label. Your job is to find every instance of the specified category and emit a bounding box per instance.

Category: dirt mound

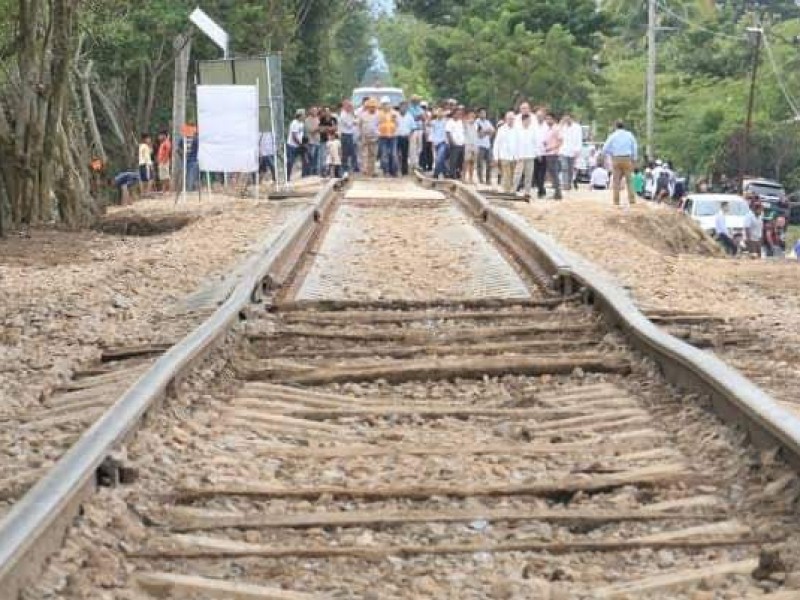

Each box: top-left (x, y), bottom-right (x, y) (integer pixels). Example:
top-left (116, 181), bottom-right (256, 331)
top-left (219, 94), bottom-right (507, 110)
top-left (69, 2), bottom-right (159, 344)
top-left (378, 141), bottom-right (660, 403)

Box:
top-left (606, 210), bottom-right (723, 256)
top-left (95, 214), bottom-right (197, 237)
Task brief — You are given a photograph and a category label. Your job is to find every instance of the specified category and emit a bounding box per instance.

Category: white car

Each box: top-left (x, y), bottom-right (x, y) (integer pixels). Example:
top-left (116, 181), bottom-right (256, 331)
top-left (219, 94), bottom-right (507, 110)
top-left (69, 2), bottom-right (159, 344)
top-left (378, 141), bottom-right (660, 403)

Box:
top-left (352, 86), bottom-right (405, 108)
top-left (681, 194), bottom-right (748, 238)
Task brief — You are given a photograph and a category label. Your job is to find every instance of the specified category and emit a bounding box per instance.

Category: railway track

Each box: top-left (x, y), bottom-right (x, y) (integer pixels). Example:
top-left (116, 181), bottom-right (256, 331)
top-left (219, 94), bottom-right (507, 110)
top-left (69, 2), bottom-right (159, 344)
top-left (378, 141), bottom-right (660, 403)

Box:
top-left (4, 179), bottom-right (800, 599)
top-left (0, 200), bottom-right (315, 521)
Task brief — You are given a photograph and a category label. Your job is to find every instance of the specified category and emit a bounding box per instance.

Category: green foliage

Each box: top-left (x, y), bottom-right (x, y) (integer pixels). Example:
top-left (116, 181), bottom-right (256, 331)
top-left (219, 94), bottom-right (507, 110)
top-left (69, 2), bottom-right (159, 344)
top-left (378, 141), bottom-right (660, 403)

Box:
top-left (375, 14), bottom-right (434, 97)
top-left (381, 1), bottom-right (601, 117)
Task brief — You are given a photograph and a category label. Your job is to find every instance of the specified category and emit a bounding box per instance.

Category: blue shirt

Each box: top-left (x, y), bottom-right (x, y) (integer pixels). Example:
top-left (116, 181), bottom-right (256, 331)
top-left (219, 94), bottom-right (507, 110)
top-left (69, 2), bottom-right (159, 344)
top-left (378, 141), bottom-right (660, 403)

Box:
top-left (397, 113), bottom-right (415, 137)
top-left (114, 171), bottom-right (140, 187)
top-left (603, 129), bottom-right (638, 160)
top-left (408, 104), bottom-right (424, 130)
top-left (430, 118), bottom-right (447, 145)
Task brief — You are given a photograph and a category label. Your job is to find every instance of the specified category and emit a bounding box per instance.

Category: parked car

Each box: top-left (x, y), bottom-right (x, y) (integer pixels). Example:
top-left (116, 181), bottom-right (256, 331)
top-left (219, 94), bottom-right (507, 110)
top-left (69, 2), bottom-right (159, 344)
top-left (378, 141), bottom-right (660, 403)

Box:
top-left (680, 194), bottom-right (748, 239)
top-left (352, 86), bottom-right (405, 108)
top-left (742, 178), bottom-right (788, 219)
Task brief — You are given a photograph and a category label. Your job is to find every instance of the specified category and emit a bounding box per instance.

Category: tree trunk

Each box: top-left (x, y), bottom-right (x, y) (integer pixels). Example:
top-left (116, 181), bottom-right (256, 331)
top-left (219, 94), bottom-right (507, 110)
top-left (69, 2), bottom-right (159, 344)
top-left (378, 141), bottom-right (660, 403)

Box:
top-left (91, 80), bottom-right (127, 146)
top-left (78, 61), bottom-right (107, 163)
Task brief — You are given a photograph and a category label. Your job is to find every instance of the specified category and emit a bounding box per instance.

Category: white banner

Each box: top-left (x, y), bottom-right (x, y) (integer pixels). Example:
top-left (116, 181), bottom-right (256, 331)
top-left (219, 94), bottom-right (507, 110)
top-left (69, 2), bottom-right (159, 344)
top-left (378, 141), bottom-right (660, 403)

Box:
top-left (197, 85), bottom-right (259, 173)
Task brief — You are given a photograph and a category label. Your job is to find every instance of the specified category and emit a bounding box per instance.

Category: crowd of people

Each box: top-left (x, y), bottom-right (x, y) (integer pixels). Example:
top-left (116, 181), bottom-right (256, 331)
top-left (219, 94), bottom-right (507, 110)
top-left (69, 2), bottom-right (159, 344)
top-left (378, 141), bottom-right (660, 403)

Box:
top-left (285, 96), bottom-right (585, 201)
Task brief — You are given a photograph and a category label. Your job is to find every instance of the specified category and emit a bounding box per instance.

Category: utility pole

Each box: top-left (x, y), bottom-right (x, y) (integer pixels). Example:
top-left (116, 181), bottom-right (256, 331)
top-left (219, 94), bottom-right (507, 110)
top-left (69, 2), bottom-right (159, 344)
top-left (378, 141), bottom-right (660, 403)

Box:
top-left (743, 26), bottom-right (762, 178)
top-left (646, 0), bottom-right (656, 161)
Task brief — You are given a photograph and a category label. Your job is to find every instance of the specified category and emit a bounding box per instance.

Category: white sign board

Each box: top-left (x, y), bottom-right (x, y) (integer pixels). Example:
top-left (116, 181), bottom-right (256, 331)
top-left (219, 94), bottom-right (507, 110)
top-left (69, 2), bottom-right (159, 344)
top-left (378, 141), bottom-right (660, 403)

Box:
top-left (190, 8), bottom-right (229, 56)
top-left (197, 85), bottom-right (259, 173)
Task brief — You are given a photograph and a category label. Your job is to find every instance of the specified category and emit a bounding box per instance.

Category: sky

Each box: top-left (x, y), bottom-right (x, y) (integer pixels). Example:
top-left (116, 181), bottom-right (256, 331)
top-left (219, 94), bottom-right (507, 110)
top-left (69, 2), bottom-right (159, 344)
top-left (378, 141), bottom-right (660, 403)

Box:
top-left (369, 0), bottom-right (395, 16)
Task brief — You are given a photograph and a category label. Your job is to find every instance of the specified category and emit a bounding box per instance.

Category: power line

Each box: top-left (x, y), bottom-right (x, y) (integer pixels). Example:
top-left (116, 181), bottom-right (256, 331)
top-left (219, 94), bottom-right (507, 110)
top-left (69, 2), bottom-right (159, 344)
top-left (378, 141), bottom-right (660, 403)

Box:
top-left (761, 29), bottom-right (800, 118)
top-left (656, 0), bottom-right (745, 41)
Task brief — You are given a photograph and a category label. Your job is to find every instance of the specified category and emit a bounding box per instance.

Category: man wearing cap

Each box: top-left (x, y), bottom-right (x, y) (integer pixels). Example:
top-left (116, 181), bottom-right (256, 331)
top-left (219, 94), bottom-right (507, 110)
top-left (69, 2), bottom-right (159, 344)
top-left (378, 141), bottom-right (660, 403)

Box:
top-left (358, 98), bottom-right (380, 177)
top-left (408, 95), bottom-right (424, 171)
top-left (378, 96), bottom-right (399, 177)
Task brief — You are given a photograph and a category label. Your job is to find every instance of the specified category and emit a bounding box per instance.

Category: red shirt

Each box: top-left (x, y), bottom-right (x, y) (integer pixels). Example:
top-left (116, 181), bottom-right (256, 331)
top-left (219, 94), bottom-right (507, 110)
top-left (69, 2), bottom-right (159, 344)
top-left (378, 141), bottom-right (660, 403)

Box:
top-left (157, 139), bottom-right (172, 165)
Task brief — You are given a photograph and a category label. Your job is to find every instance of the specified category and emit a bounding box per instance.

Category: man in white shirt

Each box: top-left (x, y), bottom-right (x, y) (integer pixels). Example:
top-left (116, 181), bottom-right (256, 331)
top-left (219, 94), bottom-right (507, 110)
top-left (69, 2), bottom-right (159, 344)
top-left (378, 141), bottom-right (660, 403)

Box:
top-left (492, 111), bottom-right (516, 193)
top-left (338, 99), bottom-right (358, 175)
top-left (445, 107), bottom-right (466, 179)
top-left (559, 114), bottom-right (583, 190)
top-left (259, 131), bottom-right (276, 183)
top-left (475, 108), bottom-right (495, 185)
top-left (286, 109), bottom-right (305, 181)
top-left (513, 112), bottom-right (539, 198)
top-left (590, 165), bottom-right (609, 190)
top-left (396, 102), bottom-right (416, 176)
top-left (744, 202), bottom-right (764, 257)
top-left (715, 202), bottom-right (737, 255)
top-left (533, 107), bottom-right (548, 198)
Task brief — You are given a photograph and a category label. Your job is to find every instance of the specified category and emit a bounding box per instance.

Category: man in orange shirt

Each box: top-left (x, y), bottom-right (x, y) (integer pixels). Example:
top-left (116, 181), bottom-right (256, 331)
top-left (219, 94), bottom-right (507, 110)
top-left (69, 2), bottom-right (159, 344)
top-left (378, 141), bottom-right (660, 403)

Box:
top-left (377, 96), bottom-right (399, 177)
top-left (156, 131), bottom-right (172, 193)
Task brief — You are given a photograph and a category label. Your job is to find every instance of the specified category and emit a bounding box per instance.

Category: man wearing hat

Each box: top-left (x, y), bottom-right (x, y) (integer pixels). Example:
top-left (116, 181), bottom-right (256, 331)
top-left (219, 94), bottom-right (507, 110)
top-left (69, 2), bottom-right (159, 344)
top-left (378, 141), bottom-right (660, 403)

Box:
top-left (378, 96), bottom-right (399, 177)
top-left (408, 95), bottom-right (424, 171)
top-left (358, 98), bottom-right (380, 177)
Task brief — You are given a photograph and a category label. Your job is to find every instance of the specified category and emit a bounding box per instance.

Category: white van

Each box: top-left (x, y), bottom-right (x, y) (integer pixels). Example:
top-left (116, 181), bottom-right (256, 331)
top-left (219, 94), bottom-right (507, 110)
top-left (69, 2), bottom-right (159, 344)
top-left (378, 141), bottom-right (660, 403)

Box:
top-left (352, 86), bottom-right (405, 108)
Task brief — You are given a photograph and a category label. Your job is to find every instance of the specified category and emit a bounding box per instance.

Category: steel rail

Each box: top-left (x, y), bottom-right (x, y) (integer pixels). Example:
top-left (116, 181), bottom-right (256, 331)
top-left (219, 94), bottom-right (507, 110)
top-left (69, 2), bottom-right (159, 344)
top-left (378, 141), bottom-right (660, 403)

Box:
top-left (0, 180), bottom-right (339, 598)
top-left (418, 173), bottom-right (800, 467)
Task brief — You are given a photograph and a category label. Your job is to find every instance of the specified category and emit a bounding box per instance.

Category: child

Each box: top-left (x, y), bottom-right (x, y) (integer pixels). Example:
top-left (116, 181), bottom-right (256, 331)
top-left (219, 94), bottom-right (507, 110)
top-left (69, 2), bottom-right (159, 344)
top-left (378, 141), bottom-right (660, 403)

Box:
top-left (138, 133), bottom-right (153, 195)
top-left (326, 131), bottom-right (342, 179)
top-left (632, 167), bottom-right (645, 197)
top-left (462, 109), bottom-right (478, 185)
top-left (113, 171), bottom-right (141, 205)
top-left (590, 164), bottom-right (609, 190)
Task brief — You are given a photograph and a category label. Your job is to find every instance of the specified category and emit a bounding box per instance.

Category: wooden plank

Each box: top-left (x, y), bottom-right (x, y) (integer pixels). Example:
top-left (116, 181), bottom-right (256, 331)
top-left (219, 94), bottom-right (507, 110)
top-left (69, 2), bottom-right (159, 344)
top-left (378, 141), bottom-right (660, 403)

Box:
top-left (161, 505), bottom-right (727, 533)
top-left (134, 533), bottom-right (764, 561)
top-left (264, 338), bottom-right (602, 360)
top-left (635, 521), bottom-right (750, 543)
top-left (532, 415), bottom-right (653, 439)
top-left (55, 365), bottom-right (147, 392)
top-left (255, 355), bottom-right (632, 385)
top-left (224, 418), bottom-right (349, 441)
top-left (191, 447), bottom-right (681, 474)
top-left (644, 495), bottom-right (725, 512)
top-left (135, 571), bottom-right (320, 600)
top-left (231, 405), bottom-right (645, 422)
top-left (101, 343), bottom-right (171, 362)
top-left (238, 383), bottom-right (378, 403)
top-left (236, 383), bottom-right (638, 412)
top-left (274, 297), bottom-right (577, 313)
top-left (225, 410), bottom-right (342, 433)
top-left (267, 322), bottom-right (597, 344)
top-left (280, 308), bottom-right (588, 325)
top-left (19, 406), bottom-right (106, 431)
top-left (224, 436), bottom-right (670, 459)
top-left (592, 559), bottom-right (758, 598)
top-left (175, 463), bottom-right (690, 502)
top-left (44, 384), bottom-right (123, 407)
